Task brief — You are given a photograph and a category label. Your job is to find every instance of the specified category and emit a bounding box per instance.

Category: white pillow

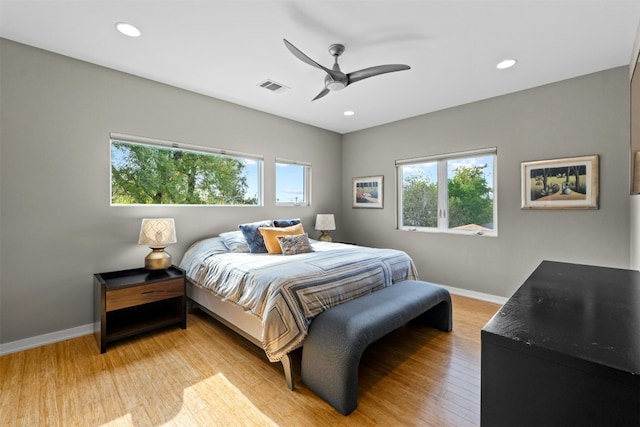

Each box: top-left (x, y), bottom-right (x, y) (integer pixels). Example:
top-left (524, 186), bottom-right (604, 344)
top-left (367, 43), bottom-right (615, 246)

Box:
top-left (219, 230), bottom-right (249, 253)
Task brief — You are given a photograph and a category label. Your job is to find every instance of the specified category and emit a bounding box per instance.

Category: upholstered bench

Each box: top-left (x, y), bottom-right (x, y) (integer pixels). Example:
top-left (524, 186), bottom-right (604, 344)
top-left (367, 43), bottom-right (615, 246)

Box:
top-left (301, 280), bottom-right (452, 415)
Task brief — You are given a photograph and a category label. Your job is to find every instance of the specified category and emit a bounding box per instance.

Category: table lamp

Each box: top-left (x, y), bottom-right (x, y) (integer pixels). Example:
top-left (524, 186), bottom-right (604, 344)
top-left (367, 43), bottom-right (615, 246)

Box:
top-left (315, 214), bottom-right (336, 242)
top-left (138, 218), bottom-right (177, 270)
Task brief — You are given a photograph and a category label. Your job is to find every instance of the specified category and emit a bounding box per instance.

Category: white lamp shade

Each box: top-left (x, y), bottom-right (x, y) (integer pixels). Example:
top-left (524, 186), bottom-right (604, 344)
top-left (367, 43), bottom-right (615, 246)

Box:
top-left (315, 214), bottom-right (336, 231)
top-left (138, 218), bottom-right (177, 247)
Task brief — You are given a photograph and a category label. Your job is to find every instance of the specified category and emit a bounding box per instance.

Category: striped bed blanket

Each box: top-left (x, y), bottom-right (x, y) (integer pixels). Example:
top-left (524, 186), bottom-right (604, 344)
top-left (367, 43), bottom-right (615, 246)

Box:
top-left (180, 237), bottom-right (417, 362)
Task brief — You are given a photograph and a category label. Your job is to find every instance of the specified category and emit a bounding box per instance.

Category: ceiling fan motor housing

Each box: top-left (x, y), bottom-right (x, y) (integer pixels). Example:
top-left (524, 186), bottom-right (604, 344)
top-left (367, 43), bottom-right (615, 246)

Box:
top-left (325, 74), bottom-right (347, 91)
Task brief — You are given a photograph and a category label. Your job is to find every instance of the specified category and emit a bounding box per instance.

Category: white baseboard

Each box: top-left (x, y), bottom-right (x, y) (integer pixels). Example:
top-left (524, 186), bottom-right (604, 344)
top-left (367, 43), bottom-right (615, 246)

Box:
top-left (443, 285), bottom-right (508, 305)
top-left (0, 323), bottom-right (94, 356)
top-left (0, 287), bottom-right (506, 356)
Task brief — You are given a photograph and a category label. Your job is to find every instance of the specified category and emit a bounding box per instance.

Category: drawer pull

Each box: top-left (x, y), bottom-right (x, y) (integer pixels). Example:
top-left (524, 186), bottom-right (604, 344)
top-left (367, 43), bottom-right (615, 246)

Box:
top-left (142, 291), bottom-right (156, 295)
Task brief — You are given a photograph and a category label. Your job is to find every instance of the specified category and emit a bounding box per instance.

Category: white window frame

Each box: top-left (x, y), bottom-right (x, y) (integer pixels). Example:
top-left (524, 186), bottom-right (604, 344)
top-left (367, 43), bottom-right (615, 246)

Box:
top-left (396, 147), bottom-right (497, 236)
top-left (275, 158), bottom-right (311, 206)
top-left (110, 132), bottom-right (263, 206)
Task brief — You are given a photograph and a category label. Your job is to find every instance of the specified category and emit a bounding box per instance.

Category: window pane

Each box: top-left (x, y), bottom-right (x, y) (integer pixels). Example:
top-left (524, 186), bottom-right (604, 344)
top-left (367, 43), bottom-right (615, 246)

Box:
top-left (111, 140), bottom-right (260, 205)
top-left (447, 156), bottom-right (494, 231)
top-left (401, 162), bottom-right (438, 227)
top-left (397, 148), bottom-right (497, 236)
top-left (276, 162), bottom-right (308, 205)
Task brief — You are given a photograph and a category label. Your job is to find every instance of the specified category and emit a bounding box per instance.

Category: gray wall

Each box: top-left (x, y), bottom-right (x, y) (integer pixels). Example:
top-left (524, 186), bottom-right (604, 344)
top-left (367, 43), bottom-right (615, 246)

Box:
top-left (0, 39), bottom-right (342, 343)
top-left (0, 37), bottom-right (632, 344)
top-left (342, 67), bottom-right (631, 298)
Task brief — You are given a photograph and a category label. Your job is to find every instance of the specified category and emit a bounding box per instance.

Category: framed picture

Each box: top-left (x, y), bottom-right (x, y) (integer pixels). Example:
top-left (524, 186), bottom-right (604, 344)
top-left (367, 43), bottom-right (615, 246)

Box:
top-left (353, 175), bottom-right (383, 208)
top-left (521, 155), bottom-right (599, 210)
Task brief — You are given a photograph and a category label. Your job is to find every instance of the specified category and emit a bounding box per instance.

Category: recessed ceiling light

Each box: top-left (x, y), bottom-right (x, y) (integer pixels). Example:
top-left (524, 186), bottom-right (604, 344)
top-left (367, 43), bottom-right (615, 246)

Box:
top-left (496, 59), bottom-right (517, 69)
top-left (115, 22), bottom-right (141, 37)
top-left (344, 111), bottom-right (355, 116)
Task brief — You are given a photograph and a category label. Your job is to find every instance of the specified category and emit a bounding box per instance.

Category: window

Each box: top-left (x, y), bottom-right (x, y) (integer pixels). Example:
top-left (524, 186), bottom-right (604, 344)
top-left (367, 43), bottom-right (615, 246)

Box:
top-left (110, 133), bottom-right (262, 205)
top-left (275, 158), bottom-right (311, 206)
top-left (396, 148), bottom-right (497, 235)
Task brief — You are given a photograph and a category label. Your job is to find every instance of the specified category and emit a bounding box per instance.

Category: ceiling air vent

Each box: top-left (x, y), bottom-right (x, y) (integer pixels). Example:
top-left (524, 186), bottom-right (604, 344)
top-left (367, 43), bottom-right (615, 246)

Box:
top-left (258, 79), bottom-right (290, 94)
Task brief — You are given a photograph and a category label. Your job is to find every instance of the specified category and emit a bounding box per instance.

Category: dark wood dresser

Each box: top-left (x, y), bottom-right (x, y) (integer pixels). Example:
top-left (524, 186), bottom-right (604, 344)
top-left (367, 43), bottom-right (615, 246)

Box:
top-left (481, 260), bottom-right (640, 427)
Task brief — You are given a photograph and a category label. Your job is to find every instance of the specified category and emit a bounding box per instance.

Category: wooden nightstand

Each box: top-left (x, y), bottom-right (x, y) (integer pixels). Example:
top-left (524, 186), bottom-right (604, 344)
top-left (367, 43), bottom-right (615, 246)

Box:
top-left (94, 265), bottom-right (186, 353)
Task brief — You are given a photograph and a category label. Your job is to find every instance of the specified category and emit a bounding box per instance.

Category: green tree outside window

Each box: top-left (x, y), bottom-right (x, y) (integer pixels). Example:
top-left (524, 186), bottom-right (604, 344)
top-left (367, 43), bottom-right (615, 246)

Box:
top-left (111, 141), bottom-right (259, 205)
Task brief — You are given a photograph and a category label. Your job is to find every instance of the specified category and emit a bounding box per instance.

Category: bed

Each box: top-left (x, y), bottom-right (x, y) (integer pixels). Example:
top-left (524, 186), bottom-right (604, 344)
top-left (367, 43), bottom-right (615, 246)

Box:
top-left (179, 222), bottom-right (417, 388)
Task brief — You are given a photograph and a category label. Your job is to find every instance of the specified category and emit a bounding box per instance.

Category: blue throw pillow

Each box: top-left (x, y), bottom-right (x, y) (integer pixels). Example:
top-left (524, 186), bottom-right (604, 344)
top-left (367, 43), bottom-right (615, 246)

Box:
top-left (273, 218), bottom-right (301, 227)
top-left (239, 220), bottom-right (273, 253)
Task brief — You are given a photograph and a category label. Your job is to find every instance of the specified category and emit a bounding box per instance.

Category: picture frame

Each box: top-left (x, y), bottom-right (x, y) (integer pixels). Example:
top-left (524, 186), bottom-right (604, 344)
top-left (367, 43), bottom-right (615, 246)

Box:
top-left (353, 175), bottom-right (383, 208)
top-left (632, 151), bottom-right (640, 194)
top-left (521, 155), bottom-right (599, 210)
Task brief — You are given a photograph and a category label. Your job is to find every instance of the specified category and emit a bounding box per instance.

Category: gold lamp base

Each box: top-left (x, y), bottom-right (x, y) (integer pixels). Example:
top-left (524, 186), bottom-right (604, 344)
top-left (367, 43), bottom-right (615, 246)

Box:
top-left (144, 247), bottom-right (172, 270)
top-left (318, 231), bottom-right (333, 242)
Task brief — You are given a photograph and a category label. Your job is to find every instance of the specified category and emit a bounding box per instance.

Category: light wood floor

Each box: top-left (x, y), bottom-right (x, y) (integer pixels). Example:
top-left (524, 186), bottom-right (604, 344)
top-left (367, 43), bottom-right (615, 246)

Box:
top-left (0, 295), bottom-right (499, 426)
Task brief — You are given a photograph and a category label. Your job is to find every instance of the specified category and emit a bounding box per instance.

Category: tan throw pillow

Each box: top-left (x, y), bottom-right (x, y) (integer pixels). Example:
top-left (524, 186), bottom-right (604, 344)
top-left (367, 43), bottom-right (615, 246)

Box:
top-left (258, 223), bottom-right (304, 254)
top-left (277, 233), bottom-right (314, 255)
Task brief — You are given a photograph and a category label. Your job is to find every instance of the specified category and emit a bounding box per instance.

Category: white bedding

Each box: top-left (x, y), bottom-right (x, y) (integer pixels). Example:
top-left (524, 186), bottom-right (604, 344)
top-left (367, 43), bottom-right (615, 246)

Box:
top-left (180, 237), bottom-right (417, 362)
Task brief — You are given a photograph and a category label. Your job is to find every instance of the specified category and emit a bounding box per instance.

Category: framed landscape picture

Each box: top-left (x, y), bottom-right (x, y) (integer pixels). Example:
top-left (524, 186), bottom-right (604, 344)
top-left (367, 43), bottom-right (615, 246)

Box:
top-left (353, 176), bottom-right (383, 208)
top-left (521, 155), bottom-right (599, 210)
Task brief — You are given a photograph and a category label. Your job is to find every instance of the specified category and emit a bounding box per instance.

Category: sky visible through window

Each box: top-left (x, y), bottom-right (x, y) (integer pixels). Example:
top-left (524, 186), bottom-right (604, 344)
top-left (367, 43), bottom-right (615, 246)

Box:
top-left (276, 163), bottom-right (305, 204)
top-left (243, 159), bottom-right (259, 201)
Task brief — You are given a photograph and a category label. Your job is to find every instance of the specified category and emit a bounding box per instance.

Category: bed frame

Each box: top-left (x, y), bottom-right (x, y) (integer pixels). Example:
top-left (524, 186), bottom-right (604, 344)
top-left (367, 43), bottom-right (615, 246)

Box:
top-left (186, 280), bottom-right (296, 389)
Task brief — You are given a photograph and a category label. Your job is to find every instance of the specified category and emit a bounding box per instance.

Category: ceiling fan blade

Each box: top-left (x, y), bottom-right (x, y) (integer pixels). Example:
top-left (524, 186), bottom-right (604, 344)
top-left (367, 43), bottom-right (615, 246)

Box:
top-left (312, 88), bottom-right (330, 101)
top-left (283, 39), bottom-right (343, 81)
top-left (347, 64), bottom-right (411, 85)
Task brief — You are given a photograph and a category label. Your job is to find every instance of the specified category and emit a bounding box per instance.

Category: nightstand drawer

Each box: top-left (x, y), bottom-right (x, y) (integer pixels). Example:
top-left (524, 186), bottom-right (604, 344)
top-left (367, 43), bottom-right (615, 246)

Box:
top-left (106, 279), bottom-right (184, 311)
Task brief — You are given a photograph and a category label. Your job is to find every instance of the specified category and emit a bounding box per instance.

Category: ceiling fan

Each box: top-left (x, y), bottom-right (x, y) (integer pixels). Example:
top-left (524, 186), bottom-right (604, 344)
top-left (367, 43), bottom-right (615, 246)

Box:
top-left (283, 39), bottom-right (411, 101)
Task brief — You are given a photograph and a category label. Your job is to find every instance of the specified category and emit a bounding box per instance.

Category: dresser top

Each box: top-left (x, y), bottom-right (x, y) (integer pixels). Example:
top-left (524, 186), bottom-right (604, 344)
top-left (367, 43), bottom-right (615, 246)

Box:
top-left (482, 260), bottom-right (640, 376)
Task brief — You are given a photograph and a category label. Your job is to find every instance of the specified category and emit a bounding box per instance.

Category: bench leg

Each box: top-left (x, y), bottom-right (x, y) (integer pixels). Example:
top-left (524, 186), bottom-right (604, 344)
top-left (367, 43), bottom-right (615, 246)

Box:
top-left (418, 299), bottom-right (452, 332)
top-left (302, 325), bottom-right (361, 415)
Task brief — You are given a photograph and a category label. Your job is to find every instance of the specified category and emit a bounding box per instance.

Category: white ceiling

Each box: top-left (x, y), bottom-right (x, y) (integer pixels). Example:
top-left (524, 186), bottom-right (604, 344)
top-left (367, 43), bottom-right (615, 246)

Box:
top-left (2, 1), bottom-right (640, 134)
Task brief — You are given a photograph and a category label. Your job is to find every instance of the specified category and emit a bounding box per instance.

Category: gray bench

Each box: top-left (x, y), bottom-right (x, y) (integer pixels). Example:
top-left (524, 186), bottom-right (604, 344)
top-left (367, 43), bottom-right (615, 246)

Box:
top-left (301, 280), bottom-right (452, 415)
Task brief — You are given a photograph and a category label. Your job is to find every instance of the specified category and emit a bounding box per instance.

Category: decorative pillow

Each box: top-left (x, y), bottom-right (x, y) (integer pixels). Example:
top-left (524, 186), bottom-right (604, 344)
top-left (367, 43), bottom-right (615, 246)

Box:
top-left (277, 233), bottom-right (314, 255)
top-left (258, 223), bottom-right (305, 254)
top-left (273, 218), bottom-right (301, 228)
top-left (239, 220), bottom-right (273, 253)
top-left (219, 230), bottom-right (249, 253)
